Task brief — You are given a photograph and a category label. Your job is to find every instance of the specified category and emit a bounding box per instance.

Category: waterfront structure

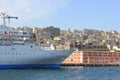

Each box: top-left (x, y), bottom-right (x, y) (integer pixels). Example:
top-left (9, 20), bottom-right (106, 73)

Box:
top-left (62, 51), bottom-right (120, 65)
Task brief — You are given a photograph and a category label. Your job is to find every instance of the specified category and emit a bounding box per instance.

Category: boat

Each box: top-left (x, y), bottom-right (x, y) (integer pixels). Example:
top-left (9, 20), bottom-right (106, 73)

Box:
top-left (0, 12), bottom-right (74, 69)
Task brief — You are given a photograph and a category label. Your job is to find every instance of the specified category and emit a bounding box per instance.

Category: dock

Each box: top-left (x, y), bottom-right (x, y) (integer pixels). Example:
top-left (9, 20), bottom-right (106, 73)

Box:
top-left (61, 63), bottom-right (120, 66)
top-left (62, 50), bottom-right (120, 67)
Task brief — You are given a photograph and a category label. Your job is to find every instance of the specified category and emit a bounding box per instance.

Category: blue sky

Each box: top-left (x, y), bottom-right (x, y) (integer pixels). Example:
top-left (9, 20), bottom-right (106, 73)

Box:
top-left (0, 0), bottom-right (120, 32)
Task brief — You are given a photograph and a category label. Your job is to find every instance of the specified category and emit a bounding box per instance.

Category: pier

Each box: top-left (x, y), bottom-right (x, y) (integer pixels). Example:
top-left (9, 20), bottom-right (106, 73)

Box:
top-left (61, 63), bottom-right (120, 67)
top-left (62, 51), bottom-right (120, 67)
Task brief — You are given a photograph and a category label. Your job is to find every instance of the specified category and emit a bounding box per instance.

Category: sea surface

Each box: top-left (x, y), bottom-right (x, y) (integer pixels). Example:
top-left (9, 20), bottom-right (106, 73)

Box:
top-left (0, 66), bottom-right (120, 80)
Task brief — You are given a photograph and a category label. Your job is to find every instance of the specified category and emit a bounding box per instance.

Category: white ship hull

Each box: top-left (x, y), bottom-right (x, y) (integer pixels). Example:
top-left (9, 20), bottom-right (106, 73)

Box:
top-left (0, 45), bottom-right (74, 69)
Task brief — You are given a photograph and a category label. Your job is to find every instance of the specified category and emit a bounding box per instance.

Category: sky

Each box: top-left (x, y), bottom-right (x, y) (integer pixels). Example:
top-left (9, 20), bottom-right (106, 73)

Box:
top-left (0, 0), bottom-right (120, 32)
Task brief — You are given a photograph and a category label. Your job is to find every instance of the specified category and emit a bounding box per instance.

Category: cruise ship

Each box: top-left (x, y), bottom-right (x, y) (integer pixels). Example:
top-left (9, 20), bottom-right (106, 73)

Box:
top-left (0, 12), bottom-right (74, 69)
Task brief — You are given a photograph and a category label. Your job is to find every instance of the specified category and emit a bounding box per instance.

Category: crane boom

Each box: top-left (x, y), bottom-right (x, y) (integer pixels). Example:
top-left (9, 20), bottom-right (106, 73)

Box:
top-left (0, 12), bottom-right (18, 27)
top-left (6, 15), bottom-right (18, 27)
top-left (7, 16), bottom-right (18, 19)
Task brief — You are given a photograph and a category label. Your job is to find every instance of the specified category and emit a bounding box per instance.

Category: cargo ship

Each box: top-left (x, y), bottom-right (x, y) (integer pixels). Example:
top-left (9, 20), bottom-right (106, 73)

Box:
top-left (0, 12), bottom-right (74, 69)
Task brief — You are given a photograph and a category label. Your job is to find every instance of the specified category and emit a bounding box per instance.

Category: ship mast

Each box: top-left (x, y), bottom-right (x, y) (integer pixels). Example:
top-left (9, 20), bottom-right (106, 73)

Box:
top-left (0, 12), bottom-right (7, 27)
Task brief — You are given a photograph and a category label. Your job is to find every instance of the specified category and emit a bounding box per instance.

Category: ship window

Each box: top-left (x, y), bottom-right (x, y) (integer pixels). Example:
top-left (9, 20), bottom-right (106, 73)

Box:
top-left (71, 59), bottom-right (73, 62)
top-left (4, 31), bottom-right (7, 34)
top-left (23, 32), bottom-right (27, 35)
top-left (12, 53), bottom-right (14, 55)
top-left (99, 54), bottom-right (101, 56)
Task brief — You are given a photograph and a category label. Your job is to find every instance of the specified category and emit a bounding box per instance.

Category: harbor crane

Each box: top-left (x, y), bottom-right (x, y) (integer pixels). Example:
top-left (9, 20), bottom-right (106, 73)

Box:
top-left (0, 12), bottom-right (18, 27)
top-left (6, 15), bottom-right (18, 27)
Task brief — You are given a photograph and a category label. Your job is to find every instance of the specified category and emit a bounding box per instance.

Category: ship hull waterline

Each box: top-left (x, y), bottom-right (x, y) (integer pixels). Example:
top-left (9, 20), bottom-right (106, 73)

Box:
top-left (0, 64), bottom-right (60, 69)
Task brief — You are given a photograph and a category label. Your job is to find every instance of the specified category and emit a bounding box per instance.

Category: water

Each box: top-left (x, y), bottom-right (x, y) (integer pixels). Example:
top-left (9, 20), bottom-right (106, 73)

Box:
top-left (0, 66), bottom-right (120, 80)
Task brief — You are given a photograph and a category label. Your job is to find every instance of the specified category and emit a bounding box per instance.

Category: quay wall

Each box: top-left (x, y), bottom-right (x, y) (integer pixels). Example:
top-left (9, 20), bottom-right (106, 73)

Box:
top-left (62, 51), bottom-right (120, 66)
